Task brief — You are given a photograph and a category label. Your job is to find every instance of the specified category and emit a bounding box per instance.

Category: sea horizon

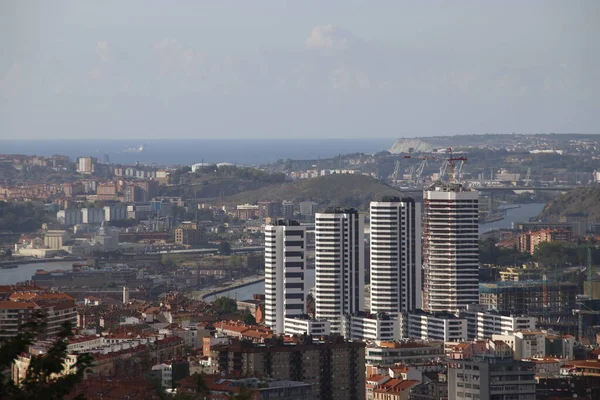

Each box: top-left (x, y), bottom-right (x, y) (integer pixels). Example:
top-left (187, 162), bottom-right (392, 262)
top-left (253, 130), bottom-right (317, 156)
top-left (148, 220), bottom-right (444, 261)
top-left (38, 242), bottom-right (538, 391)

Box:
top-left (0, 138), bottom-right (394, 166)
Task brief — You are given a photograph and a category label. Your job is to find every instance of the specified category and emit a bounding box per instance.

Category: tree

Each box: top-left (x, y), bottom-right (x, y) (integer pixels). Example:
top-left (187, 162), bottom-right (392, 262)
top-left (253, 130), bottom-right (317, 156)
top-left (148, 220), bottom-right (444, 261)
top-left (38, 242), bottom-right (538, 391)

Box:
top-left (533, 242), bottom-right (577, 267)
top-left (218, 241), bottom-right (232, 256)
top-left (242, 310), bottom-right (256, 325)
top-left (212, 297), bottom-right (237, 315)
top-left (0, 316), bottom-right (93, 400)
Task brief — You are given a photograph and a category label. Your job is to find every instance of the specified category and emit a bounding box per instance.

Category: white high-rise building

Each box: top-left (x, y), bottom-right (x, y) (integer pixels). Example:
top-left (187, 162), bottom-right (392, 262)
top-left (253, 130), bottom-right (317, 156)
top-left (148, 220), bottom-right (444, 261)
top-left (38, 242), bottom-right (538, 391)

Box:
top-left (76, 157), bottom-right (96, 174)
top-left (264, 220), bottom-right (306, 334)
top-left (370, 196), bottom-right (422, 314)
top-left (315, 208), bottom-right (364, 334)
top-left (423, 182), bottom-right (479, 313)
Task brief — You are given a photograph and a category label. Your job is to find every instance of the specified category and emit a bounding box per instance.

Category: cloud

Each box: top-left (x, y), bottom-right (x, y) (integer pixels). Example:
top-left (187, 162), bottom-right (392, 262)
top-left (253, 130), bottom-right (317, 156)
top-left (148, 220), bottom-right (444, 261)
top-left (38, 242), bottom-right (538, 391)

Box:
top-left (306, 25), bottom-right (353, 50)
top-left (96, 41), bottom-right (110, 62)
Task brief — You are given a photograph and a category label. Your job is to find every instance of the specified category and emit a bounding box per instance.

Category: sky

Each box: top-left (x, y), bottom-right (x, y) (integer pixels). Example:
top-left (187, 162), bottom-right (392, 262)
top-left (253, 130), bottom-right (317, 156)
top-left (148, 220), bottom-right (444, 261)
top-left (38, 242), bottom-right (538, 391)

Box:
top-left (1, 0), bottom-right (598, 140)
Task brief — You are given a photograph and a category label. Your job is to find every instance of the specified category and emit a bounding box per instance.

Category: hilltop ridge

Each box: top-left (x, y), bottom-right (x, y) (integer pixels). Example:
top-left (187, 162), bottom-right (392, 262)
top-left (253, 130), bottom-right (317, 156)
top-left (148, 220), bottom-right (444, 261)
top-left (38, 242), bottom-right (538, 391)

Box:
top-left (538, 186), bottom-right (600, 221)
top-left (220, 173), bottom-right (405, 210)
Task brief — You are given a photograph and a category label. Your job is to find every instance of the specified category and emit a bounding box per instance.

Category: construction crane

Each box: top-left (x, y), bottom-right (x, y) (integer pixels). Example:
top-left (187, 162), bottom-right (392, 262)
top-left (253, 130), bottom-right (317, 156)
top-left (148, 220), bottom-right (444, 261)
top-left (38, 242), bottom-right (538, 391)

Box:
top-left (573, 301), bottom-right (600, 343)
top-left (402, 155), bottom-right (441, 185)
top-left (444, 148), bottom-right (468, 183)
top-left (391, 160), bottom-right (401, 182)
top-left (407, 165), bottom-right (416, 184)
top-left (415, 158), bottom-right (428, 184)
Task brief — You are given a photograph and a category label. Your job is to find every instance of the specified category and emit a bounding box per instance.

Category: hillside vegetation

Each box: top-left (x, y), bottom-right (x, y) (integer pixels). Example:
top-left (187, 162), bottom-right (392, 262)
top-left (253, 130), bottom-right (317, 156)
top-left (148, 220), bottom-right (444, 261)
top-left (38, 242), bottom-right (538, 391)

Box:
top-left (221, 174), bottom-right (405, 210)
top-left (538, 186), bottom-right (600, 221)
top-left (161, 165), bottom-right (286, 199)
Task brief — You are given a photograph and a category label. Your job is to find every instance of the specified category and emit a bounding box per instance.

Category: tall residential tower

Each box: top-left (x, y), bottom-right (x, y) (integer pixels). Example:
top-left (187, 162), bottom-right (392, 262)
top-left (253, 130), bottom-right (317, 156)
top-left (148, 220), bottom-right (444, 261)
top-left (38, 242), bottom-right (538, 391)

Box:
top-left (370, 196), bottom-right (422, 314)
top-left (315, 208), bottom-right (365, 334)
top-left (423, 182), bottom-right (479, 313)
top-left (264, 220), bottom-right (306, 334)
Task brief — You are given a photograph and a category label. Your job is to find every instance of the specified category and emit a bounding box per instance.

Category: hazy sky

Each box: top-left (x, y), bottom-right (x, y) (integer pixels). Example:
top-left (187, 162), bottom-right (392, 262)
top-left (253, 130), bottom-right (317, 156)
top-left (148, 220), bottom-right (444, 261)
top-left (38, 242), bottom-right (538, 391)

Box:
top-left (1, 0), bottom-right (598, 140)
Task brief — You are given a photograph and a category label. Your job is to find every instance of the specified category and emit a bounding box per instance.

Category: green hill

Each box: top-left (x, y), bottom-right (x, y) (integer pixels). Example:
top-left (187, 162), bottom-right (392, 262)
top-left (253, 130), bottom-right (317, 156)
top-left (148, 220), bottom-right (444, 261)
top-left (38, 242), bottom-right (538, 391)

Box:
top-left (221, 174), bottom-right (405, 210)
top-left (538, 186), bottom-right (600, 221)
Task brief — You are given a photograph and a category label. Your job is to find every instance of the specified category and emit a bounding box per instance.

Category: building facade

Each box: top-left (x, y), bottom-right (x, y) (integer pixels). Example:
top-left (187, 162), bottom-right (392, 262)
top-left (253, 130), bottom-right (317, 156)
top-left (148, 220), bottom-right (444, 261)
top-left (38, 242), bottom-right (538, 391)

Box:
top-left (448, 340), bottom-right (536, 400)
top-left (370, 197), bottom-right (421, 314)
top-left (174, 221), bottom-right (206, 246)
top-left (264, 220), bottom-right (306, 334)
top-left (423, 182), bottom-right (479, 313)
top-left (284, 317), bottom-right (331, 337)
top-left (211, 338), bottom-right (366, 400)
top-left (315, 208), bottom-right (365, 334)
top-left (406, 312), bottom-right (468, 342)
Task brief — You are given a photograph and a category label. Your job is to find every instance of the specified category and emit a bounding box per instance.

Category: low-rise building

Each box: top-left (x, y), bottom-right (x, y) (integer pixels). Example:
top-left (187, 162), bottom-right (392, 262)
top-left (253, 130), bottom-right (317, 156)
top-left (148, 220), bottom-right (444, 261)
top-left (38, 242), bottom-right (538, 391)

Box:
top-left (492, 330), bottom-right (574, 360)
top-left (284, 316), bottom-right (330, 336)
top-left (519, 229), bottom-right (572, 254)
top-left (448, 339), bottom-right (536, 400)
top-left (0, 295), bottom-right (77, 339)
top-left (365, 341), bottom-right (445, 367)
top-left (345, 313), bottom-right (401, 341)
top-left (174, 221), bottom-right (206, 246)
top-left (211, 337), bottom-right (365, 400)
top-left (461, 304), bottom-right (536, 339)
top-left (406, 311), bottom-right (467, 342)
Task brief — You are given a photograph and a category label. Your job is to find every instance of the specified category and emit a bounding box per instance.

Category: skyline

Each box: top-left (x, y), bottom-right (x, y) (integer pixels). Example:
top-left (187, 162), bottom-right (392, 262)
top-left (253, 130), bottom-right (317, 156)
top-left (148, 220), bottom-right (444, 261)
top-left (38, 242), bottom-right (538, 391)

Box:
top-left (2, 1), bottom-right (598, 140)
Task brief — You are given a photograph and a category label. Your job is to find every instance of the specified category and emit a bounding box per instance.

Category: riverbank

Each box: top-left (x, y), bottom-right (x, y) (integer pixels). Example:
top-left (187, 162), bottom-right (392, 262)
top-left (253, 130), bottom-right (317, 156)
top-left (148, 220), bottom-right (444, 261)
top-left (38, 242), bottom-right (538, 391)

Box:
top-left (189, 275), bottom-right (265, 302)
top-left (0, 257), bottom-right (81, 267)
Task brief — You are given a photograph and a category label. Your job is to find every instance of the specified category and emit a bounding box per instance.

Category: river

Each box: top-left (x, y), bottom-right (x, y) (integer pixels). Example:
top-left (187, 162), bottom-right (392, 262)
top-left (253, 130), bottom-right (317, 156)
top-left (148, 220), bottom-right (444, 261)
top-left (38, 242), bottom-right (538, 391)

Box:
top-left (479, 203), bottom-right (546, 235)
top-left (0, 261), bottom-right (74, 285)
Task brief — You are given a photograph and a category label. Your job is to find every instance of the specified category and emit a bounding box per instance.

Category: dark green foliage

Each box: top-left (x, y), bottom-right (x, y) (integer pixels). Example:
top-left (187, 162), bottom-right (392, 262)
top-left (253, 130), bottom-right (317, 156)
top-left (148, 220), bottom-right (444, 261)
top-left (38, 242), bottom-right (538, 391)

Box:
top-left (0, 201), bottom-right (53, 232)
top-left (532, 242), bottom-right (600, 267)
top-left (479, 238), bottom-right (531, 266)
top-left (0, 314), bottom-right (94, 400)
top-left (242, 310), bottom-right (256, 325)
top-left (221, 173), bottom-right (402, 210)
top-left (212, 297), bottom-right (237, 314)
top-left (538, 186), bottom-right (600, 221)
top-left (218, 241), bottom-right (232, 255)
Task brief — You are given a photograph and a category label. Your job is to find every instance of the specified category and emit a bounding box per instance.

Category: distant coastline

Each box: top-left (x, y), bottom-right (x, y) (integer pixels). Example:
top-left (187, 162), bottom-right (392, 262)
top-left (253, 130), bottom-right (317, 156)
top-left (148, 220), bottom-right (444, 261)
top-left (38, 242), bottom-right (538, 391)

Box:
top-left (0, 138), bottom-right (392, 167)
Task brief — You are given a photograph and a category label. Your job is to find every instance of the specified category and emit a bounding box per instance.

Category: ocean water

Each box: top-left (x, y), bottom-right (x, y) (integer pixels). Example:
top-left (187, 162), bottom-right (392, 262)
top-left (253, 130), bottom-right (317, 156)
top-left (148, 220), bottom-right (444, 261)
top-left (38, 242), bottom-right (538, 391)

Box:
top-left (1, 139), bottom-right (393, 167)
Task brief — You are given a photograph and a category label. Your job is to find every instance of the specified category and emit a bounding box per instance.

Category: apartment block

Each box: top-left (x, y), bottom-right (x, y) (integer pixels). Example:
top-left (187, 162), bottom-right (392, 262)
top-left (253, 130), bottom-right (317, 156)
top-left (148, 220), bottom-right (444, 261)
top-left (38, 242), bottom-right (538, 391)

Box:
top-left (211, 338), bottom-right (366, 400)
top-left (448, 340), bottom-right (536, 400)
top-left (264, 219), bottom-right (306, 334)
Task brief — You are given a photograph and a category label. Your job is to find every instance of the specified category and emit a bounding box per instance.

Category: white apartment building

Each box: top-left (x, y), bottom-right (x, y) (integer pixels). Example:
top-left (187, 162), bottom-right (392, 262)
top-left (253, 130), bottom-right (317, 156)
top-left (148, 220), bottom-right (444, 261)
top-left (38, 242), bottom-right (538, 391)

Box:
top-left (423, 182), bottom-right (479, 312)
top-left (284, 317), bottom-right (330, 337)
top-left (344, 313), bottom-right (401, 342)
top-left (56, 209), bottom-right (83, 226)
top-left (103, 205), bottom-right (128, 222)
top-left (151, 363), bottom-right (173, 389)
top-left (315, 208), bottom-right (365, 334)
top-left (461, 304), bottom-right (536, 340)
top-left (81, 208), bottom-right (105, 224)
top-left (492, 331), bottom-right (549, 360)
top-left (370, 196), bottom-right (422, 314)
top-left (264, 220), bottom-right (306, 334)
top-left (77, 157), bottom-right (95, 174)
top-left (406, 312), bottom-right (468, 342)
